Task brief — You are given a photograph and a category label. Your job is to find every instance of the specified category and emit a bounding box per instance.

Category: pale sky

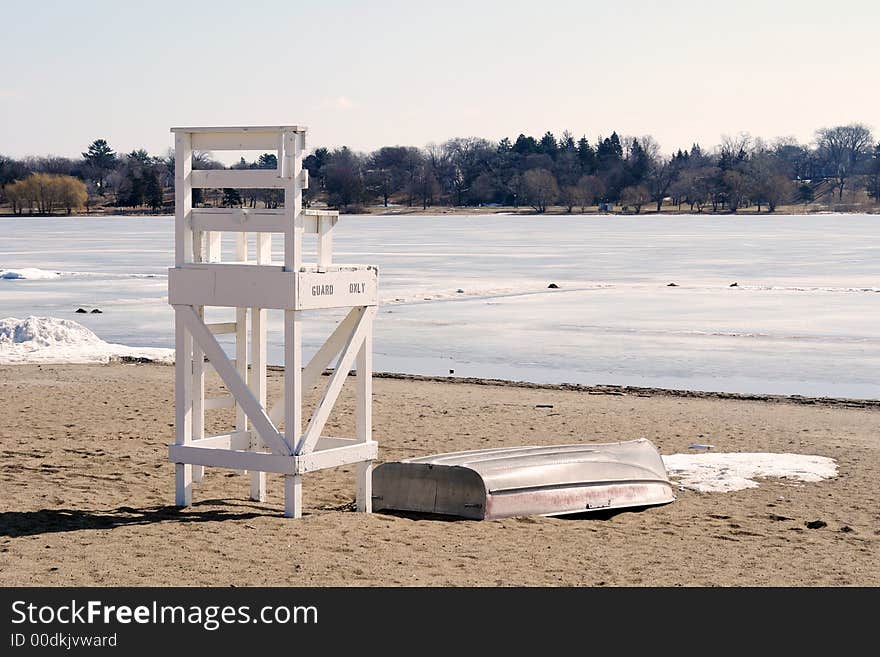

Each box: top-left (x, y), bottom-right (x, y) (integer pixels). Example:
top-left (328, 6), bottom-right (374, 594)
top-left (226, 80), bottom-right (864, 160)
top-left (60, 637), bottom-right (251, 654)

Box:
top-left (1, 0), bottom-right (878, 160)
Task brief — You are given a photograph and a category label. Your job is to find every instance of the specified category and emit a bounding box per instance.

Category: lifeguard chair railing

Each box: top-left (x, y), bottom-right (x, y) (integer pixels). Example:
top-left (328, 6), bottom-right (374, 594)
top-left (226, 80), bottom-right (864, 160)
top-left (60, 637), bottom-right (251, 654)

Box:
top-left (167, 125), bottom-right (378, 518)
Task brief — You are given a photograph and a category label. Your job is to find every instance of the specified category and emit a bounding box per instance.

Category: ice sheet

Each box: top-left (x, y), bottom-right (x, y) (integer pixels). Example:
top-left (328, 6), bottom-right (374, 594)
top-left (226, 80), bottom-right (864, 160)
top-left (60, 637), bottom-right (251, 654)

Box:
top-left (0, 213), bottom-right (877, 397)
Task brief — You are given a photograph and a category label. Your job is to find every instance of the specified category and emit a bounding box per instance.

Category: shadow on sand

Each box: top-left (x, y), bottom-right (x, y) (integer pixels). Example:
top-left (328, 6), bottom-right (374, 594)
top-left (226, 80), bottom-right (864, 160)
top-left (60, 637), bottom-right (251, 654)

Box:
top-left (557, 505), bottom-right (658, 521)
top-left (0, 500), bottom-right (282, 538)
top-left (373, 506), bottom-right (653, 523)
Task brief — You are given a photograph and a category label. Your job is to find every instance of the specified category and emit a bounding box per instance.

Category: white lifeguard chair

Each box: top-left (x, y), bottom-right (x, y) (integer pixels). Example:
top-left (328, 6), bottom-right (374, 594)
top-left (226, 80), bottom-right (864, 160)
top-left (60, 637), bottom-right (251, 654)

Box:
top-left (167, 125), bottom-right (378, 518)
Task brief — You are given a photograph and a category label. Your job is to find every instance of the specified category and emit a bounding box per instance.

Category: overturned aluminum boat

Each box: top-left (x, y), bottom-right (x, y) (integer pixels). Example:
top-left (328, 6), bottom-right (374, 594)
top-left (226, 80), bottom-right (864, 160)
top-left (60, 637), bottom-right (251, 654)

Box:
top-left (372, 438), bottom-right (674, 520)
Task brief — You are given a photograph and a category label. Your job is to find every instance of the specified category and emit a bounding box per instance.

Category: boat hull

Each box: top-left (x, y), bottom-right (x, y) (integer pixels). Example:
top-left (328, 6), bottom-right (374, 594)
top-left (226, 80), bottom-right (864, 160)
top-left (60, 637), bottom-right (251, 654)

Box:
top-left (372, 438), bottom-right (675, 520)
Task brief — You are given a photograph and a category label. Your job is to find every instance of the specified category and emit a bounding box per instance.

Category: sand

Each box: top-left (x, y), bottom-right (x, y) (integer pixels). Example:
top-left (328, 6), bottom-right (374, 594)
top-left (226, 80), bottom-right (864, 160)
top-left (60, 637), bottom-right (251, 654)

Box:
top-left (0, 363), bottom-right (877, 586)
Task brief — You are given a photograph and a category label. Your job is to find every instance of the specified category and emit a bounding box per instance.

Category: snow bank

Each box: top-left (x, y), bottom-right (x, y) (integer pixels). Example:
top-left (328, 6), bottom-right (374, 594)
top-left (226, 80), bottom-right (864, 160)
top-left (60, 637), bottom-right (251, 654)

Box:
top-left (0, 316), bottom-right (173, 364)
top-left (662, 452), bottom-right (838, 493)
top-left (0, 268), bottom-right (61, 280)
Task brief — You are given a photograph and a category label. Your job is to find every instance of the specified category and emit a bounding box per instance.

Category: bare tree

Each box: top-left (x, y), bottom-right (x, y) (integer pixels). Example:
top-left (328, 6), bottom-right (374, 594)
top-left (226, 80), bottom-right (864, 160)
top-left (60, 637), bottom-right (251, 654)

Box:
top-left (772, 137), bottom-right (815, 181)
top-left (722, 170), bottom-right (748, 212)
top-left (746, 153), bottom-right (795, 212)
top-left (637, 135), bottom-right (662, 162)
top-left (645, 157), bottom-right (679, 212)
top-left (442, 137), bottom-right (494, 206)
top-left (575, 175), bottom-right (605, 212)
top-left (409, 162), bottom-right (440, 209)
top-left (619, 184), bottom-right (650, 213)
top-left (815, 123), bottom-right (874, 200)
top-left (364, 146), bottom-right (423, 207)
top-left (4, 173), bottom-right (87, 215)
top-left (323, 147), bottom-right (365, 209)
top-left (673, 166), bottom-right (718, 213)
top-left (718, 132), bottom-right (752, 169)
top-left (522, 168), bottom-right (559, 213)
top-left (559, 185), bottom-right (578, 213)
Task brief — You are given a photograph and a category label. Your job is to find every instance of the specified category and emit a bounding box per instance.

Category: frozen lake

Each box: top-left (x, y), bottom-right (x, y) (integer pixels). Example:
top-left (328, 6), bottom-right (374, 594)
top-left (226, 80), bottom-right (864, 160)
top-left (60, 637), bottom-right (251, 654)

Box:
top-left (1, 213), bottom-right (878, 399)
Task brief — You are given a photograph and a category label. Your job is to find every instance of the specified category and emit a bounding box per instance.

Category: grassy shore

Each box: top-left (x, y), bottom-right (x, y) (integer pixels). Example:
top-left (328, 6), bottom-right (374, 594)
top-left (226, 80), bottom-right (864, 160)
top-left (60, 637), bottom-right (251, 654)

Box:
top-left (1, 200), bottom-right (878, 218)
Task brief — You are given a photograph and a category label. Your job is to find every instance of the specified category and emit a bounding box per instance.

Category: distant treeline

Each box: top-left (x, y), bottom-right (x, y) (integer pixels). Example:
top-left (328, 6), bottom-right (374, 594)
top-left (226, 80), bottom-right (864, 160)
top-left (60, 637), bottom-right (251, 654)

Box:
top-left (2, 124), bottom-right (879, 215)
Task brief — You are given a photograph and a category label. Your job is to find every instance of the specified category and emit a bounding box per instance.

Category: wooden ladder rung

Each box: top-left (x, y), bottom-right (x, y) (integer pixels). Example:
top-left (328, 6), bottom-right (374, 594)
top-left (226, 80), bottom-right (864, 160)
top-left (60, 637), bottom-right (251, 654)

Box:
top-left (208, 322), bottom-right (237, 335)
top-left (204, 395), bottom-right (235, 411)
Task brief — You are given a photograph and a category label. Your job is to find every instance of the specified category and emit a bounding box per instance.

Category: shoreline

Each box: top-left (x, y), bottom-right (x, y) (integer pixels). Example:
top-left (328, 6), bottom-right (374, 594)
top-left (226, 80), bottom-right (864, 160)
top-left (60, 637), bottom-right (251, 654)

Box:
top-left (125, 360), bottom-right (880, 408)
top-left (1, 205), bottom-right (879, 218)
top-left (26, 357), bottom-right (880, 408)
top-left (368, 371), bottom-right (880, 409)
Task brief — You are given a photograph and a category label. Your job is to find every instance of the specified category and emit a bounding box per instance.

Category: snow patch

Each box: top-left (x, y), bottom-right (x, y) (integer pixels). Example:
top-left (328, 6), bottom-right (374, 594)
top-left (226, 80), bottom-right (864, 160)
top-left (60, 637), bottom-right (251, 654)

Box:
top-left (0, 268), bottom-right (165, 281)
top-left (662, 452), bottom-right (838, 492)
top-left (63, 271), bottom-right (165, 279)
top-left (0, 316), bottom-right (173, 364)
top-left (0, 268), bottom-right (62, 280)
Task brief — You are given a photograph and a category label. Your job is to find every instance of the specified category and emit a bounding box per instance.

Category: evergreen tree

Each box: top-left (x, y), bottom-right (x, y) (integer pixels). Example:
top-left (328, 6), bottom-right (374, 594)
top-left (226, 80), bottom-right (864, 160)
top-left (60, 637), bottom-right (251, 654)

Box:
top-left (129, 148), bottom-right (152, 165)
top-left (222, 187), bottom-right (242, 207)
top-left (256, 153), bottom-right (278, 169)
top-left (576, 136), bottom-right (596, 173)
top-left (82, 138), bottom-right (116, 195)
top-left (625, 138), bottom-right (651, 186)
top-left (559, 130), bottom-right (577, 153)
top-left (539, 131), bottom-right (559, 157)
top-left (512, 134), bottom-right (538, 155)
top-left (121, 169), bottom-right (145, 207)
top-left (596, 133), bottom-right (626, 201)
top-left (867, 143), bottom-right (880, 201)
top-left (303, 147), bottom-right (330, 192)
top-left (144, 170), bottom-right (164, 210)
top-left (597, 133), bottom-right (623, 165)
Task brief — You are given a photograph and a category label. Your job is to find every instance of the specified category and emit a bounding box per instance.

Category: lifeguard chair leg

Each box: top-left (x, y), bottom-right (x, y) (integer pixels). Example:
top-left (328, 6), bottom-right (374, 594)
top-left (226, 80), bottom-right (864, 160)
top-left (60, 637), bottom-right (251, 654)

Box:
top-left (355, 323), bottom-right (373, 513)
top-left (284, 308), bottom-right (303, 517)
top-left (174, 308), bottom-right (193, 507)
top-left (284, 475), bottom-right (302, 518)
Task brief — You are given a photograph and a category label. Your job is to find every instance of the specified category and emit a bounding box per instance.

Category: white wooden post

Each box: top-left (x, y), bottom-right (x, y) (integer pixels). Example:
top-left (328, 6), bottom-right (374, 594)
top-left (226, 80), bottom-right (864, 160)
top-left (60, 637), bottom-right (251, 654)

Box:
top-left (173, 130), bottom-right (193, 507)
top-left (191, 182), bottom-right (207, 484)
top-left (174, 309), bottom-right (193, 506)
top-left (283, 130), bottom-right (301, 272)
top-left (283, 128), bottom-right (303, 518)
top-left (284, 310), bottom-right (302, 517)
top-left (168, 126), bottom-right (377, 518)
top-left (207, 232), bottom-right (221, 262)
top-left (235, 233), bottom-right (248, 442)
top-left (174, 133), bottom-right (192, 269)
top-left (284, 473), bottom-right (302, 519)
top-left (356, 317), bottom-right (373, 512)
top-left (192, 304), bottom-right (205, 484)
top-left (317, 216), bottom-right (333, 272)
top-left (249, 232), bottom-right (269, 501)
top-left (294, 132), bottom-right (305, 271)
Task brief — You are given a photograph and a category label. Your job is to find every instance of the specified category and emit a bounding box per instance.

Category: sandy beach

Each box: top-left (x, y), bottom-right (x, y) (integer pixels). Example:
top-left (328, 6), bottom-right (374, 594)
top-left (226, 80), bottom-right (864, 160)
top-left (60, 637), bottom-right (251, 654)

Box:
top-left (1, 363), bottom-right (877, 586)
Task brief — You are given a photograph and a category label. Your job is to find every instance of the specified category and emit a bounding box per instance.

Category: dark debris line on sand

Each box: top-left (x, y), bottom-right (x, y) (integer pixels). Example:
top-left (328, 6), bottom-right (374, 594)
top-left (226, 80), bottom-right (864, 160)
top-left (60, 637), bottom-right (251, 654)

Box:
top-left (367, 372), bottom-right (880, 409)
top-left (110, 361), bottom-right (878, 410)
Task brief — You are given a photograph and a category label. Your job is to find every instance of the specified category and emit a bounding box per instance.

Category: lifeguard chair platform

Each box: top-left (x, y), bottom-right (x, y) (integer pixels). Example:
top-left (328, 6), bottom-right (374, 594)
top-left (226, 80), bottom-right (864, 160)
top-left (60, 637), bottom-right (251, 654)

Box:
top-left (167, 125), bottom-right (378, 518)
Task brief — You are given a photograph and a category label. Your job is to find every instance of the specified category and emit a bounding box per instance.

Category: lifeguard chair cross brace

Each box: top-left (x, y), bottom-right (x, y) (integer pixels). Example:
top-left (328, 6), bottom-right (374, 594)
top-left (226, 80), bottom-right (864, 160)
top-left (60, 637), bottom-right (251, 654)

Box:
top-left (167, 125), bottom-right (378, 518)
